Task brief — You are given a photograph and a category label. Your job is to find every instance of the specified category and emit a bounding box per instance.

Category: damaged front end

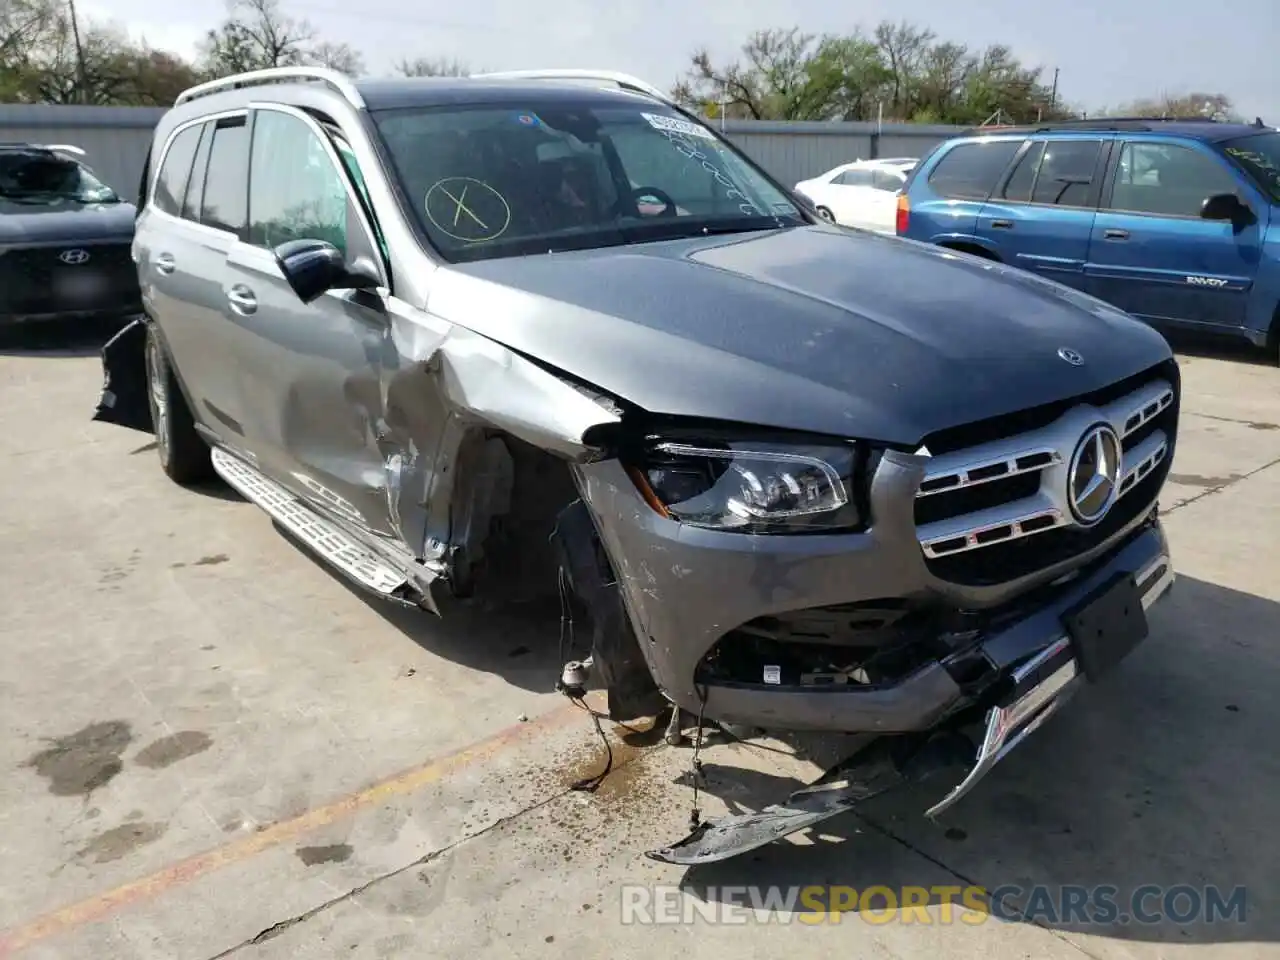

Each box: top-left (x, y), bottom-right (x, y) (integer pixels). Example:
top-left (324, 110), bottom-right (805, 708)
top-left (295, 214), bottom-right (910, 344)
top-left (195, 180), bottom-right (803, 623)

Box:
top-left (646, 546), bottom-right (1174, 865)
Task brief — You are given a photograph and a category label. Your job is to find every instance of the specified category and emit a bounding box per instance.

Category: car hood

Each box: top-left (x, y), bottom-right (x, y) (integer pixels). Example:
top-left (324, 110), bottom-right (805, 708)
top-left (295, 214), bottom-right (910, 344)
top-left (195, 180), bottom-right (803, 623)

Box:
top-left (431, 224), bottom-right (1173, 445)
top-left (0, 199), bottom-right (136, 243)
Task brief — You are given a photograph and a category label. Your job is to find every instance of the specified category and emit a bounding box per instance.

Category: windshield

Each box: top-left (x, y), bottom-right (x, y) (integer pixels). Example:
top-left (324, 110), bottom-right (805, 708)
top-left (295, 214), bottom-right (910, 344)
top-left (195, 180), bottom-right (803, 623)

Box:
top-left (0, 150), bottom-right (118, 204)
top-left (372, 101), bottom-right (804, 262)
top-left (1219, 132), bottom-right (1280, 202)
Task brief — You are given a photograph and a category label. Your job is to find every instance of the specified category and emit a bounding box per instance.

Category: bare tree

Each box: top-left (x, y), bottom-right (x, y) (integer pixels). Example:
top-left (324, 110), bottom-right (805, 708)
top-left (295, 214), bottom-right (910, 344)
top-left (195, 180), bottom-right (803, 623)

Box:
top-left (310, 39), bottom-right (363, 77)
top-left (395, 55), bottom-right (472, 77)
top-left (200, 0), bottom-right (313, 76)
top-left (1106, 91), bottom-right (1238, 121)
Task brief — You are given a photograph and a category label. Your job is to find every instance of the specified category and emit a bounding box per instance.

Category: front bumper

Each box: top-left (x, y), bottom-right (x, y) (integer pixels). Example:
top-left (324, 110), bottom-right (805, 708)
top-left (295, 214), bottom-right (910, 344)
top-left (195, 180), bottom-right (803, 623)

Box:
top-left (575, 454), bottom-right (1171, 736)
top-left (0, 303), bottom-right (141, 327)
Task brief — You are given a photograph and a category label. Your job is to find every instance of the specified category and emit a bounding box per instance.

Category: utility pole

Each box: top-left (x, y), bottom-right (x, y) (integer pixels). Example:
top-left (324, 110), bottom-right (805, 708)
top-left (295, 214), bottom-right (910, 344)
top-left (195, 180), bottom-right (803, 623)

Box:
top-left (1049, 67), bottom-right (1059, 115)
top-left (66, 0), bottom-right (89, 104)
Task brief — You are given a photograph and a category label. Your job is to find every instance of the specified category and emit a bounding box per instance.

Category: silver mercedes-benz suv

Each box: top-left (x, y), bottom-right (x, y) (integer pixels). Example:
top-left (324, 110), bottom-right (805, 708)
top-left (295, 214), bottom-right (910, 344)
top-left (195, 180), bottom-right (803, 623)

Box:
top-left (96, 66), bottom-right (1178, 860)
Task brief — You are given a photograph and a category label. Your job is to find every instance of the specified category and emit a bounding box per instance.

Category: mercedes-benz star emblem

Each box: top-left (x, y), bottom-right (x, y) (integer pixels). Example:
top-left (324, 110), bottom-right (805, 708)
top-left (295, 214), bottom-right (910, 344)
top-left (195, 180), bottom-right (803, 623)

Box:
top-left (1058, 347), bottom-right (1084, 366)
top-left (1068, 424), bottom-right (1122, 525)
top-left (58, 248), bottom-right (90, 265)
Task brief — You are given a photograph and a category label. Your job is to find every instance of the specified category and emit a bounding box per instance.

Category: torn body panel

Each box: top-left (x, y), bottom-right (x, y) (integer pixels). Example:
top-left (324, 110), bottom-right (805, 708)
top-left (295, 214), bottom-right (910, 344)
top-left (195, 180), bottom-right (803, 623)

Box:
top-left (93, 316), bottom-right (153, 433)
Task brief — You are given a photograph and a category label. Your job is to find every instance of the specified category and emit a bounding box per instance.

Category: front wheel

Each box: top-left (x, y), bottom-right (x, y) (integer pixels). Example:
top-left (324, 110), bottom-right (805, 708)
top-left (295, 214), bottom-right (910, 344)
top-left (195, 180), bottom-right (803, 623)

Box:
top-left (144, 324), bottom-right (213, 485)
top-left (816, 206), bottom-right (836, 223)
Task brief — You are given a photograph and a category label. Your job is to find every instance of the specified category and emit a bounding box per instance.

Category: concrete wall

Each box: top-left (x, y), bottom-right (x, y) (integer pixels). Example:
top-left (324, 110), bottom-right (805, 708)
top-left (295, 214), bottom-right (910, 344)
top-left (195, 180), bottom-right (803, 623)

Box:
top-left (0, 104), bottom-right (970, 200)
top-left (1, 104), bottom-right (167, 197)
top-left (716, 119), bottom-right (961, 185)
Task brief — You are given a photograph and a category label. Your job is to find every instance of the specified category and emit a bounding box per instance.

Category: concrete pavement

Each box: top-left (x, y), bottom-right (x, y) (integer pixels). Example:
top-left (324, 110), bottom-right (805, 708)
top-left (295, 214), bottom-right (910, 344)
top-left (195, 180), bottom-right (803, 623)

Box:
top-left (1, 328), bottom-right (1276, 959)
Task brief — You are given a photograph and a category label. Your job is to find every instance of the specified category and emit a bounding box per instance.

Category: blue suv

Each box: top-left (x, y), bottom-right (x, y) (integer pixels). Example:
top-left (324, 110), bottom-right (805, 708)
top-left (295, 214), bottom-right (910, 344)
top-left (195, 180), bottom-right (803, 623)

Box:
top-left (896, 118), bottom-right (1280, 361)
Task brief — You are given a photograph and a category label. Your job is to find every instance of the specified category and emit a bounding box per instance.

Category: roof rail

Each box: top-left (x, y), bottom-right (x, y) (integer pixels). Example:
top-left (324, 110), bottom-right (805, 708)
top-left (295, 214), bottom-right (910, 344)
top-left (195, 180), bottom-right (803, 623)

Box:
top-left (470, 69), bottom-right (674, 107)
top-left (174, 66), bottom-right (365, 109)
top-left (964, 116), bottom-right (1232, 136)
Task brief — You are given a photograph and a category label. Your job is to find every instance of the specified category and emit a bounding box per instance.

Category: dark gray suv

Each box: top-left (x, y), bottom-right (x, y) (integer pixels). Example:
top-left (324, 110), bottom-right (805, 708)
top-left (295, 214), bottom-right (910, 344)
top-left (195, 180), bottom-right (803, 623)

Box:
top-left (97, 66), bottom-right (1179, 857)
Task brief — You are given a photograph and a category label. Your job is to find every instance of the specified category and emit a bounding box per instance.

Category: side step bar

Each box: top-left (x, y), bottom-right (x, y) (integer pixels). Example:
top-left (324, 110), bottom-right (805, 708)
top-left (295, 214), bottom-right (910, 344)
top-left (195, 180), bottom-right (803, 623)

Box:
top-left (210, 447), bottom-right (429, 605)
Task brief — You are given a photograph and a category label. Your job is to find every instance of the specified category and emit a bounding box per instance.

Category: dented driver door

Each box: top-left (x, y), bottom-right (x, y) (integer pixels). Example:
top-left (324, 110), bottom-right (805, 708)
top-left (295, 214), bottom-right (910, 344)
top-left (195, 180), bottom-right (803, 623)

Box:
top-left (225, 105), bottom-right (406, 539)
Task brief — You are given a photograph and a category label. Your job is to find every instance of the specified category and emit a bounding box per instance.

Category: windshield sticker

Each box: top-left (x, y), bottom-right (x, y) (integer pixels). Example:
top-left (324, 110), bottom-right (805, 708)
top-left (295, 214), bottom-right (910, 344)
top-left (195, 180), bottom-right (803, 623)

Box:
top-left (641, 112), bottom-right (717, 141)
top-left (647, 127), bottom-right (763, 216)
top-left (424, 177), bottom-right (511, 243)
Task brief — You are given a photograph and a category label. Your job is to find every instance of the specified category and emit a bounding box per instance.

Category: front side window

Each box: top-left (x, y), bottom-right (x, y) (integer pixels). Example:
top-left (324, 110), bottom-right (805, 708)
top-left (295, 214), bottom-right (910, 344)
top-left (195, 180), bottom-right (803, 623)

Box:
top-left (1107, 142), bottom-right (1240, 218)
top-left (0, 149), bottom-right (118, 205)
top-left (927, 139), bottom-right (1022, 200)
top-left (372, 102), bottom-right (803, 262)
top-left (1219, 131), bottom-right (1280, 202)
top-left (199, 118), bottom-right (250, 235)
top-left (249, 110), bottom-right (350, 255)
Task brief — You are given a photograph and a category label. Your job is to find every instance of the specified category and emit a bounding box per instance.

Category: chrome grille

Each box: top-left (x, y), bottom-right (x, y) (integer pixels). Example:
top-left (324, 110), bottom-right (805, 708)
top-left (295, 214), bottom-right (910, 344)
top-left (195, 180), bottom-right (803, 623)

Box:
top-left (916, 379), bottom-right (1174, 561)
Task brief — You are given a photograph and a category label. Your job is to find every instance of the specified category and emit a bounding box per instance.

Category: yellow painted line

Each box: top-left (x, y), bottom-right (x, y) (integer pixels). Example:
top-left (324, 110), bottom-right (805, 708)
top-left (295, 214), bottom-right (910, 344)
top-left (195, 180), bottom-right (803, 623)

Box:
top-left (0, 696), bottom-right (596, 957)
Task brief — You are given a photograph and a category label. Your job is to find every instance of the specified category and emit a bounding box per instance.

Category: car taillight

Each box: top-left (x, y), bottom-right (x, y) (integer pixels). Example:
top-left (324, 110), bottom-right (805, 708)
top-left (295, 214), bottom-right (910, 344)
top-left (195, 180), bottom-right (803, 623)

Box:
top-left (895, 193), bottom-right (910, 235)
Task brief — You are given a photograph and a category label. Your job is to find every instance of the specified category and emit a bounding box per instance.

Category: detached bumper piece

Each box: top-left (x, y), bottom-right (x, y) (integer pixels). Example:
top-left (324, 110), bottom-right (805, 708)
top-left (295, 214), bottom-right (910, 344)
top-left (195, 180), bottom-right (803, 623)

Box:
top-left (646, 553), bottom-right (1175, 866)
top-left (92, 316), bottom-right (152, 433)
top-left (645, 732), bottom-right (974, 866)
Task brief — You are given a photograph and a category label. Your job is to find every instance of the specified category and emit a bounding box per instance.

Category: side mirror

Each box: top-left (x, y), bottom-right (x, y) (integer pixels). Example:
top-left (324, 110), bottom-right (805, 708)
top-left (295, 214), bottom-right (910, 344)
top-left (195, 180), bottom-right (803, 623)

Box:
top-left (1200, 192), bottom-right (1249, 223)
top-left (272, 238), bottom-right (381, 304)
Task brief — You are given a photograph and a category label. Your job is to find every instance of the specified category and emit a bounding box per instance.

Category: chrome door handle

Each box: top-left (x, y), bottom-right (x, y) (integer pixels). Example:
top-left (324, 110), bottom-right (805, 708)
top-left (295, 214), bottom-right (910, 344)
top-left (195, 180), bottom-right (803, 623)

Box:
top-left (153, 253), bottom-right (175, 275)
top-left (227, 285), bottom-right (257, 315)
top-left (1103, 228), bottom-right (1129, 240)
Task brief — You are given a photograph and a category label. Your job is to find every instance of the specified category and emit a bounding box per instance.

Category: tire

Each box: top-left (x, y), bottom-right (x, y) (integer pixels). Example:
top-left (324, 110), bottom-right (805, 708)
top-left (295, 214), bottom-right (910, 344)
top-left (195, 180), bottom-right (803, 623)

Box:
top-left (816, 206), bottom-right (836, 223)
top-left (144, 323), bottom-right (213, 485)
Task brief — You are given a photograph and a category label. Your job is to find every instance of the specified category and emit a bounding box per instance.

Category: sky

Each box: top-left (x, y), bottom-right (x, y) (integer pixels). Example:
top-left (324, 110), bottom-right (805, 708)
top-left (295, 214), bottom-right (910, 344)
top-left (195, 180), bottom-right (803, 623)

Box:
top-left (79, 0), bottom-right (1279, 122)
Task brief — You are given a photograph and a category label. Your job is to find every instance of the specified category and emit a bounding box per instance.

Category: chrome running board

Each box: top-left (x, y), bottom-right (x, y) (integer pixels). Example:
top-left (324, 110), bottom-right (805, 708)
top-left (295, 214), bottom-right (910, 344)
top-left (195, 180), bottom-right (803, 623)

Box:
top-left (210, 447), bottom-right (433, 606)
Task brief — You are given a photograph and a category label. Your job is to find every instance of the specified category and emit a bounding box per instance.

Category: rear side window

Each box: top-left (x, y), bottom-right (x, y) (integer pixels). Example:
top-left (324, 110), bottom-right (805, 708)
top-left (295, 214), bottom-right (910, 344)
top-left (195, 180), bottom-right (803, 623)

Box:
top-left (1002, 142), bottom-right (1045, 201)
top-left (836, 169), bottom-right (872, 186)
top-left (872, 169), bottom-right (903, 192)
top-left (153, 124), bottom-right (202, 216)
top-left (1031, 140), bottom-right (1102, 206)
top-left (182, 123), bottom-right (213, 220)
top-left (198, 117), bottom-right (250, 236)
top-left (927, 140), bottom-right (1022, 200)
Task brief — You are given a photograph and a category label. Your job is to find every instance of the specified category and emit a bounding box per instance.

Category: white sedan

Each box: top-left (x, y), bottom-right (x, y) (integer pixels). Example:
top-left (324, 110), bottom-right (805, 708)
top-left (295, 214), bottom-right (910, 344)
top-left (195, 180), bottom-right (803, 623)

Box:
top-left (794, 158), bottom-right (917, 233)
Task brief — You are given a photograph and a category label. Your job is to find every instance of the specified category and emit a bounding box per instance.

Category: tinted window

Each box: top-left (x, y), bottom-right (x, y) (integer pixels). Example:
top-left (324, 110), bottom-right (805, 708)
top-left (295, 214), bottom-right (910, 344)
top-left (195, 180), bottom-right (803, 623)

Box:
top-left (1220, 132), bottom-right (1280, 202)
top-left (1108, 142), bottom-right (1240, 218)
top-left (1031, 139), bottom-right (1102, 206)
top-left (872, 170), bottom-right (903, 191)
top-left (198, 118), bottom-right (249, 235)
top-left (373, 103), bottom-right (802, 263)
top-left (182, 124), bottom-right (212, 220)
top-left (249, 110), bottom-right (351, 255)
top-left (153, 124), bottom-right (202, 216)
top-left (0, 150), bottom-right (116, 203)
top-left (1001, 141), bottom-right (1045, 201)
top-left (835, 169), bottom-right (872, 186)
top-left (927, 140), bottom-right (1022, 200)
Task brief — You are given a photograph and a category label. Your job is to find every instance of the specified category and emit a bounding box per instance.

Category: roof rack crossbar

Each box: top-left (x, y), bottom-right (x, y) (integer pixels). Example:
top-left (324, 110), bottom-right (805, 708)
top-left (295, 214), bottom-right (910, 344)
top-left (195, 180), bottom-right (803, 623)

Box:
top-left (175, 67), bottom-right (365, 108)
top-left (470, 69), bottom-right (674, 107)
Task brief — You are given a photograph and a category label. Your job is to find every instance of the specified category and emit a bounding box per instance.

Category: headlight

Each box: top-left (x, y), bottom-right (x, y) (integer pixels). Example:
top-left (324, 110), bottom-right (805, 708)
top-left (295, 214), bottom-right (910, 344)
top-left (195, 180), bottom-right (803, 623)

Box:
top-left (633, 439), bottom-right (864, 533)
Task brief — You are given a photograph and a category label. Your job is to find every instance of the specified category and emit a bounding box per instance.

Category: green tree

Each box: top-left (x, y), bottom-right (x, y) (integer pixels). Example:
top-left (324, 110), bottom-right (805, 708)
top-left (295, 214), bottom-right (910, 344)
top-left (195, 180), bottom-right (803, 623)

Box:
top-left (673, 21), bottom-right (1076, 126)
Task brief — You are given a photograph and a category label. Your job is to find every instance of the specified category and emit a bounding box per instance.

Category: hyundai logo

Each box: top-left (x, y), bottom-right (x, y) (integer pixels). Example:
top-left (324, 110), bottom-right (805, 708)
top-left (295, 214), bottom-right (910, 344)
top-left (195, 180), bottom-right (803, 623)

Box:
top-left (58, 248), bottom-right (91, 265)
top-left (1068, 424), bottom-right (1122, 526)
top-left (1057, 347), bottom-right (1084, 366)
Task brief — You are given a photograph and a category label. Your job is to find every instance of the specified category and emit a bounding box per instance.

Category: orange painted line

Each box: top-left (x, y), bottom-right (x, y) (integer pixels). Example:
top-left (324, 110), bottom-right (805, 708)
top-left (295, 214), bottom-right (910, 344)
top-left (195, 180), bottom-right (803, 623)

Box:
top-left (0, 696), bottom-right (597, 957)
